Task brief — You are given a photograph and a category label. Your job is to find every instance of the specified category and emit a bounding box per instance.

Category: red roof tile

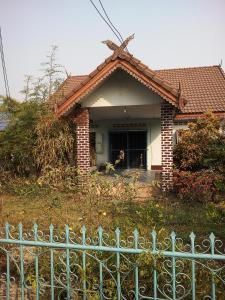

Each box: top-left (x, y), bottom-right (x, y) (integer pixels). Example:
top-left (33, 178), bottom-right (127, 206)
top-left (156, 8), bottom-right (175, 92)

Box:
top-left (52, 52), bottom-right (225, 116)
top-left (55, 52), bottom-right (183, 116)
top-left (156, 66), bottom-right (225, 113)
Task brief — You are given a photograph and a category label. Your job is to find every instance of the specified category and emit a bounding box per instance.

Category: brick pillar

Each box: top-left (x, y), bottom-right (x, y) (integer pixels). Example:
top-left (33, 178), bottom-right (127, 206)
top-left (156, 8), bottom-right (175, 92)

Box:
top-left (161, 101), bottom-right (173, 191)
top-left (73, 108), bottom-right (90, 174)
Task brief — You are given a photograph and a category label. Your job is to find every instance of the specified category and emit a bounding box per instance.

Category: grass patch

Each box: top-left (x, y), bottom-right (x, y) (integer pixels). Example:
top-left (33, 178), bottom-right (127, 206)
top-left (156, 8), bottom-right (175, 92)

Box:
top-left (1, 184), bottom-right (225, 239)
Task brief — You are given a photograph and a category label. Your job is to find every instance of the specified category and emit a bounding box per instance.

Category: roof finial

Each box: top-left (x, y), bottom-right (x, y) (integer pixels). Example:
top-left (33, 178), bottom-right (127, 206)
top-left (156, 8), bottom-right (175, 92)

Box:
top-left (102, 34), bottom-right (135, 60)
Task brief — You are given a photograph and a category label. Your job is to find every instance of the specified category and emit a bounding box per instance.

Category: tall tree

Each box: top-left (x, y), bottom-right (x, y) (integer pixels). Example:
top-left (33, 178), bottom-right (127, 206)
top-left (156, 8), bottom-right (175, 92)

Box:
top-left (21, 45), bottom-right (67, 102)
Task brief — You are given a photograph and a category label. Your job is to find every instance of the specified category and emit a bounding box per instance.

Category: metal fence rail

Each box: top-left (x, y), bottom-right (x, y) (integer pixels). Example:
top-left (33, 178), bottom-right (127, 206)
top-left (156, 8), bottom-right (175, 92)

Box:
top-left (0, 223), bottom-right (225, 299)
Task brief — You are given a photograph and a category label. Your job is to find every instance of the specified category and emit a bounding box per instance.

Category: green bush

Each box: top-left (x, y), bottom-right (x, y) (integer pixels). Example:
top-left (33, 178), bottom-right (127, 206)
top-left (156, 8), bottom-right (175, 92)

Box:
top-left (174, 112), bottom-right (225, 173)
top-left (0, 98), bottom-right (75, 178)
top-left (0, 99), bottom-right (45, 175)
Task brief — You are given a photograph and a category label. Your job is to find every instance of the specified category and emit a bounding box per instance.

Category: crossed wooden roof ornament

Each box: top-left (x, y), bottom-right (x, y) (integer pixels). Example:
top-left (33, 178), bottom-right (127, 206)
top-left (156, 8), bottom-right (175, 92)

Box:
top-left (102, 34), bottom-right (135, 60)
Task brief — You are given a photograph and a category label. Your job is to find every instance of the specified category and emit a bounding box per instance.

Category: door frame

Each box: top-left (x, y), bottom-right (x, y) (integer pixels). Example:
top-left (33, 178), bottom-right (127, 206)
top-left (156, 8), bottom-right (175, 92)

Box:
top-left (108, 130), bottom-right (147, 169)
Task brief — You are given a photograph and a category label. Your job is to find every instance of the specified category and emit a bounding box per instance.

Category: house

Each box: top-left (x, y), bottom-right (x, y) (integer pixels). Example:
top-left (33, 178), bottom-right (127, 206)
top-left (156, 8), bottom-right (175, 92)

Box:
top-left (52, 38), bottom-right (225, 191)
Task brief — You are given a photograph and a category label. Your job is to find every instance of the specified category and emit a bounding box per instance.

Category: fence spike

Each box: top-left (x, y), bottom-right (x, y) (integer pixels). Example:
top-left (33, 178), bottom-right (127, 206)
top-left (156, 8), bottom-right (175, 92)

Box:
top-left (170, 231), bottom-right (176, 239)
top-left (115, 228), bottom-right (120, 247)
top-left (115, 227), bottom-right (121, 235)
top-left (65, 225), bottom-right (70, 243)
top-left (151, 230), bottom-right (157, 251)
top-left (190, 232), bottom-right (196, 240)
top-left (5, 222), bottom-right (9, 239)
top-left (190, 232), bottom-right (196, 253)
top-left (133, 228), bottom-right (139, 249)
top-left (98, 226), bottom-right (103, 246)
top-left (18, 223), bottom-right (23, 240)
top-left (209, 233), bottom-right (215, 255)
top-left (82, 225), bottom-right (86, 245)
top-left (49, 224), bottom-right (54, 243)
top-left (151, 229), bottom-right (156, 237)
top-left (82, 225), bottom-right (86, 234)
top-left (33, 223), bottom-right (38, 241)
top-left (98, 226), bottom-right (103, 233)
top-left (209, 232), bottom-right (215, 241)
top-left (170, 231), bottom-right (176, 252)
top-left (133, 228), bottom-right (139, 236)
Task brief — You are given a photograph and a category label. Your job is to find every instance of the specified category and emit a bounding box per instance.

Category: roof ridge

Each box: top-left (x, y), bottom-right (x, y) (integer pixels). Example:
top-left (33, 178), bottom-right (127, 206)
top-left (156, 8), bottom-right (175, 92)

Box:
top-left (70, 65), bottom-right (224, 77)
top-left (155, 65), bottom-right (219, 72)
top-left (216, 65), bottom-right (225, 81)
top-left (70, 75), bottom-right (88, 78)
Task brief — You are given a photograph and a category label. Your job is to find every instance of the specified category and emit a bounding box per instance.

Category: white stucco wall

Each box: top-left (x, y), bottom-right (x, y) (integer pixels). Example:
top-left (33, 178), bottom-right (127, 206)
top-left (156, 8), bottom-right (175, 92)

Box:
top-left (83, 69), bottom-right (165, 169)
top-left (149, 119), bottom-right (162, 166)
top-left (82, 69), bottom-right (162, 110)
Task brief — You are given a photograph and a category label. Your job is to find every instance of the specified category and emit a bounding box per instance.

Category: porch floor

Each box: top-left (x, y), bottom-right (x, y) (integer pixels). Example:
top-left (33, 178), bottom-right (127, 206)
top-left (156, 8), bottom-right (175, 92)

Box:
top-left (101, 169), bottom-right (161, 183)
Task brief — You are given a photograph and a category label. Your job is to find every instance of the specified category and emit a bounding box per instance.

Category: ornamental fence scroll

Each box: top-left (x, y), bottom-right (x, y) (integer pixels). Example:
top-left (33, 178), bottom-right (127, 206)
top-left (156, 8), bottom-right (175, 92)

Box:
top-left (0, 224), bottom-right (225, 300)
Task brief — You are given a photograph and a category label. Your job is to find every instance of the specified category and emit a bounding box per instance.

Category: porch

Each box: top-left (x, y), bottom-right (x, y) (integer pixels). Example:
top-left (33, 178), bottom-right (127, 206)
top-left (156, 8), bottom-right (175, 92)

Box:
top-left (65, 69), bottom-right (175, 190)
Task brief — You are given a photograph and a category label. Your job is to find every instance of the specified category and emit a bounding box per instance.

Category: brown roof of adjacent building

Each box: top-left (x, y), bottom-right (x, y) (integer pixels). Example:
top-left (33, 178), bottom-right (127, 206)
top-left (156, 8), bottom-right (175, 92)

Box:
top-left (156, 66), bottom-right (225, 114)
top-left (53, 49), bottom-right (225, 117)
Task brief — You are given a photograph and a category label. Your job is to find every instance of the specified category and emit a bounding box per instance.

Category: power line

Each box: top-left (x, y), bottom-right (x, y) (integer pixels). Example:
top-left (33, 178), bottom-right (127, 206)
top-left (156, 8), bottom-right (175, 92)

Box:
top-left (0, 26), bottom-right (10, 99)
top-left (88, 0), bottom-right (123, 45)
top-left (98, 0), bottom-right (124, 44)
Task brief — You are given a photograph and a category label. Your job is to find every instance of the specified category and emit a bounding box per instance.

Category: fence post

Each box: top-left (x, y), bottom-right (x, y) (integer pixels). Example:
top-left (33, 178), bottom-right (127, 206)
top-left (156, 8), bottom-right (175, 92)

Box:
top-left (65, 225), bottom-right (71, 299)
top-left (98, 226), bottom-right (103, 299)
top-left (190, 232), bottom-right (196, 300)
top-left (18, 223), bottom-right (25, 300)
top-left (33, 223), bottom-right (39, 300)
top-left (115, 228), bottom-right (121, 300)
top-left (151, 230), bottom-right (157, 300)
top-left (49, 224), bottom-right (55, 300)
top-left (82, 225), bottom-right (87, 300)
top-left (171, 231), bottom-right (176, 300)
top-left (134, 228), bottom-right (139, 300)
top-left (210, 233), bottom-right (216, 300)
top-left (5, 223), bottom-right (10, 300)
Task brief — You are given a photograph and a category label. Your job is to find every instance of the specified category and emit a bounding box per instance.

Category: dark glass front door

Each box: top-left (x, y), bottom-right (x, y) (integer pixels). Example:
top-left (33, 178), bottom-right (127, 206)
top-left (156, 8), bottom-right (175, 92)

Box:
top-left (109, 131), bottom-right (147, 169)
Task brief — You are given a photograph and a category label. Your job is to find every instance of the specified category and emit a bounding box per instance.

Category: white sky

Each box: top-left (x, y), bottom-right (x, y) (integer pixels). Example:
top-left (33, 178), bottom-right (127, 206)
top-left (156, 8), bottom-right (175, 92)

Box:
top-left (0, 0), bottom-right (225, 100)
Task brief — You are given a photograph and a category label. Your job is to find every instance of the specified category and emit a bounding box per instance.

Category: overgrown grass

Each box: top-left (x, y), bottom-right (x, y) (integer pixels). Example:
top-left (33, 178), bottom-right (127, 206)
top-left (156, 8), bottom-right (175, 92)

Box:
top-left (1, 173), bottom-right (225, 239)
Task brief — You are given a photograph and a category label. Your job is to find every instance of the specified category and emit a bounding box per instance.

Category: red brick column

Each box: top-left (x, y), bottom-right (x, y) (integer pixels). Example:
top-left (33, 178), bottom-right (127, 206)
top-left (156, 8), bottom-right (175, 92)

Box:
top-left (73, 108), bottom-right (90, 174)
top-left (161, 101), bottom-right (173, 191)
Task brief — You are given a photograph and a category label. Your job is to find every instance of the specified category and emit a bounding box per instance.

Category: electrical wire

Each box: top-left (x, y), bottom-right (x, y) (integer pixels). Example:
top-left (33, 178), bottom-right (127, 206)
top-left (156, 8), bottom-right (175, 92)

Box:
top-left (0, 27), bottom-right (10, 99)
top-left (88, 0), bottom-right (123, 45)
top-left (98, 0), bottom-right (124, 44)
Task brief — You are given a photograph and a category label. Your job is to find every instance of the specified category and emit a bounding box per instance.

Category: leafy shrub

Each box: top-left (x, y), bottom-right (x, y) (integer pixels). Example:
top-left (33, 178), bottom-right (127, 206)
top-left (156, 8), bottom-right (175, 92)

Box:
top-left (174, 112), bottom-right (225, 172)
top-left (0, 100), bottom-right (46, 175)
top-left (34, 113), bottom-right (75, 171)
top-left (37, 165), bottom-right (78, 191)
top-left (0, 46), bottom-right (70, 178)
top-left (0, 98), bottom-right (75, 178)
top-left (173, 170), bottom-right (222, 203)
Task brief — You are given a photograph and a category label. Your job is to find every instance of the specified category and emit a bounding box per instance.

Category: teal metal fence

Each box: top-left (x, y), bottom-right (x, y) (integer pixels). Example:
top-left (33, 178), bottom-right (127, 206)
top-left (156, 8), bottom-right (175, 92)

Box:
top-left (0, 223), bottom-right (225, 299)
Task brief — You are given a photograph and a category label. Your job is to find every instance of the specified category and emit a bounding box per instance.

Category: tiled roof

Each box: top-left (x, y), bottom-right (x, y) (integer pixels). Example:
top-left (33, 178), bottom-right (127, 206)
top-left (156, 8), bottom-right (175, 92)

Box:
top-left (55, 51), bottom-right (186, 116)
top-left (156, 66), bottom-right (225, 114)
top-left (49, 75), bottom-right (87, 107)
top-left (53, 50), bottom-right (225, 116)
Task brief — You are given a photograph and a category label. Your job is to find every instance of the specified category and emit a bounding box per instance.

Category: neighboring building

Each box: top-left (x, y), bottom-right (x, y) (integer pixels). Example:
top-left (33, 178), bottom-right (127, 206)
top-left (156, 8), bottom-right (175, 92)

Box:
top-left (52, 40), bottom-right (225, 191)
top-left (0, 112), bottom-right (8, 131)
top-left (0, 96), bottom-right (8, 131)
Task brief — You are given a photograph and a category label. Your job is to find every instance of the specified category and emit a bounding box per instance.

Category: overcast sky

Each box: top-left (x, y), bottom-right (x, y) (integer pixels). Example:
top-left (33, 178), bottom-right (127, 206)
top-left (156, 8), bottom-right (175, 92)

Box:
top-left (1, 0), bottom-right (225, 100)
